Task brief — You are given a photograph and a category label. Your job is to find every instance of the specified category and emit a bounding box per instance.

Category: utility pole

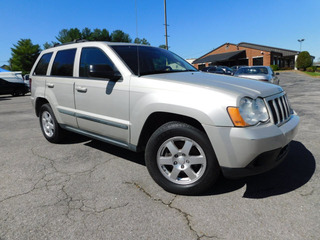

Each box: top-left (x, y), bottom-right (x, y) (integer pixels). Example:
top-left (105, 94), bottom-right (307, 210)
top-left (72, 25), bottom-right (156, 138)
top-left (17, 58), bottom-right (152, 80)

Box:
top-left (164, 0), bottom-right (168, 50)
top-left (298, 39), bottom-right (305, 52)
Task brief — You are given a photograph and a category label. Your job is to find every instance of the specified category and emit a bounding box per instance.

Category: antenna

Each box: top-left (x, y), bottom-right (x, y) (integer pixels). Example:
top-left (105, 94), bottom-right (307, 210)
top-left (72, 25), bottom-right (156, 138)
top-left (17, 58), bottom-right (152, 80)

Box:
top-left (164, 0), bottom-right (169, 50)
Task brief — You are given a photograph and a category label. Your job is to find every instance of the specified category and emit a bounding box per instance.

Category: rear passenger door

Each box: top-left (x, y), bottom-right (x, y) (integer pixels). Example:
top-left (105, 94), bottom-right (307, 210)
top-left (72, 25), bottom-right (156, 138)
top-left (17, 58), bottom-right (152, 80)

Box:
top-left (45, 48), bottom-right (78, 127)
top-left (74, 47), bottom-right (130, 145)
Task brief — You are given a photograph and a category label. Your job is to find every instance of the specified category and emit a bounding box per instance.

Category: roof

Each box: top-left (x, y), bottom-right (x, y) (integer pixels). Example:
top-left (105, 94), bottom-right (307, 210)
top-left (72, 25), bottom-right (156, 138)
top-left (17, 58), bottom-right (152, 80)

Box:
top-left (193, 50), bottom-right (245, 64)
top-left (193, 42), bottom-right (300, 64)
top-left (238, 42), bottom-right (299, 57)
top-left (50, 40), bottom-right (146, 49)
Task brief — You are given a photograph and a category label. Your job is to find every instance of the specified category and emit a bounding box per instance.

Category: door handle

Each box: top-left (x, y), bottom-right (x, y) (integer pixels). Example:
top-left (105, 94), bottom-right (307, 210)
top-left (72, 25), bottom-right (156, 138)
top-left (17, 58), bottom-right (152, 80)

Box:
top-left (47, 83), bottom-right (54, 88)
top-left (75, 86), bottom-right (87, 93)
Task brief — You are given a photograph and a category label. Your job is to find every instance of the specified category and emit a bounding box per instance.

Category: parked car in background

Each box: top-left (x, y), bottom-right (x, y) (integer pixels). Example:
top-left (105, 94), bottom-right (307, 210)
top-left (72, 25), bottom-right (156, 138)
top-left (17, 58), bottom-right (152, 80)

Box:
top-left (0, 71), bottom-right (29, 96)
top-left (23, 74), bottom-right (30, 89)
top-left (219, 66), bottom-right (234, 75)
top-left (234, 66), bottom-right (280, 85)
top-left (231, 65), bottom-right (246, 72)
top-left (201, 66), bottom-right (226, 75)
top-left (0, 78), bottom-right (29, 96)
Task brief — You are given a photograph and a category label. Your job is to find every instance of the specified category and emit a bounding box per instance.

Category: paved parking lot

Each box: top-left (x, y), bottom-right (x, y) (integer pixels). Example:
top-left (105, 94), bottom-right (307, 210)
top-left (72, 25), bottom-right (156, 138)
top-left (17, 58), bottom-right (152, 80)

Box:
top-left (0, 71), bottom-right (319, 239)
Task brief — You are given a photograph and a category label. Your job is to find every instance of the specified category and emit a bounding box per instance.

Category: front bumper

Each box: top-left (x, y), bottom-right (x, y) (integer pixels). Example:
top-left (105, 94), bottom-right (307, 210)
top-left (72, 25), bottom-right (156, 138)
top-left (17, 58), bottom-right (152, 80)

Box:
top-left (203, 114), bottom-right (299, 178)
top-left (221, 144), bottom-right (289, 178)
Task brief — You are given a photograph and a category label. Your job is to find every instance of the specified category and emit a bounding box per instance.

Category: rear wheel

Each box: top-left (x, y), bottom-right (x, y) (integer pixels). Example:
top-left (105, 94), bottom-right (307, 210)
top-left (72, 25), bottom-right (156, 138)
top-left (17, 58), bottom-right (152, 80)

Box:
top-left (39, 103), bottom-right (64, 143)
top-left (145, 122), bottom-right (220, 195)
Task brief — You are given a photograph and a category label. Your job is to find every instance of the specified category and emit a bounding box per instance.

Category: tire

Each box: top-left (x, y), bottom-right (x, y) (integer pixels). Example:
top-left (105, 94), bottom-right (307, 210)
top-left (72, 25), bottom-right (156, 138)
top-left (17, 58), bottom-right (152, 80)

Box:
top-left (39, 103), bottom-right (64, 143)
top-left (145, 121), bottom-right (220, 195)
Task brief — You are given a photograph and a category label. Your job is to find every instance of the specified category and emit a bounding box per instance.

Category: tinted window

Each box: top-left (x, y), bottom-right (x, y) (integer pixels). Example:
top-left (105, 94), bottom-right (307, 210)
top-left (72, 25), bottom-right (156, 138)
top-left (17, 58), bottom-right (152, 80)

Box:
top-left (80, 47), bottom-right (117, 78)
top-left (51, 49), bottom-right (76, 76)
top-left (33, 53), bottom-right (53, 75)
top-left (111, 45), bottom-right (196, 76)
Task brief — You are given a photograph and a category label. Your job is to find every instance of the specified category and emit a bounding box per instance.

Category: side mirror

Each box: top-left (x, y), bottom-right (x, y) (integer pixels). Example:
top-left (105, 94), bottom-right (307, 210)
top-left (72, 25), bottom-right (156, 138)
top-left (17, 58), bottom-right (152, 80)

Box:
top-left (276, 72), bottom-right (280, 75)
top-left (89, 65), bottom-right (122, 81)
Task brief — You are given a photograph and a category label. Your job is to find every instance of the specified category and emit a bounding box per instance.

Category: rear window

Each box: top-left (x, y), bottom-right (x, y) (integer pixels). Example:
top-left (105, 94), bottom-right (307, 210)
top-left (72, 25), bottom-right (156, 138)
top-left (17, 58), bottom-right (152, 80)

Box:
top-left (51, 49), bottom-right (76, 77)
top-left (237, 67), bottom-right (268, 75)
top-left (33, 53), bottom-right (53, 75)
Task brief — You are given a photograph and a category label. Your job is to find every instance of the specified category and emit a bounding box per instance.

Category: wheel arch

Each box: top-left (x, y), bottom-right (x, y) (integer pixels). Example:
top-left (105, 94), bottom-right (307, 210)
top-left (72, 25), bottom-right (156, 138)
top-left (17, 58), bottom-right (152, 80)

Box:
top-left (35, 97), bottom-right (49, 117)
top-left (137, 112), bottom-right (207, 151)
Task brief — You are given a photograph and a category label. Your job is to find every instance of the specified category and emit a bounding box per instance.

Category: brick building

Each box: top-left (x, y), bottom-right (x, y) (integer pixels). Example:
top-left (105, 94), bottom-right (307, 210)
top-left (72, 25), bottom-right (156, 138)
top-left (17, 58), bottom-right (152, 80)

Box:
top-left (193, 42), bottom-right (300, 70)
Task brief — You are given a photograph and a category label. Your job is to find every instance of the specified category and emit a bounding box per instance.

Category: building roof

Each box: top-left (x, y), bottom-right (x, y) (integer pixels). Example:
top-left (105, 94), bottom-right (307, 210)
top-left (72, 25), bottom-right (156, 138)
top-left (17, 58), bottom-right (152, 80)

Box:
top-left (238, 42), bottom-right (299, 57)
top-left (193, 50), bottom-right (245, 64)
top-left (193, 42), bottom-right (300, 64)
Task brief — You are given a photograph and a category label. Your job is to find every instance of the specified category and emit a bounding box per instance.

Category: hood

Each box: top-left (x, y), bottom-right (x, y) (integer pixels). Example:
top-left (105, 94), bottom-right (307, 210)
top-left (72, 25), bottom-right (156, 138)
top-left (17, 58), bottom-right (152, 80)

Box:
top-left (0, 71), bottom-right (24, 83)
top-left (143, 71), bottom-right (282, 98)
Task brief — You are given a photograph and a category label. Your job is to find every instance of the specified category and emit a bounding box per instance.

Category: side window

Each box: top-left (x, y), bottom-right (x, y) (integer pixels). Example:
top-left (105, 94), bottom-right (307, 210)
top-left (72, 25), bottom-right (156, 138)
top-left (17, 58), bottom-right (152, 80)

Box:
top-left (51, 49), bottom-right (76, 77)
top-left (33, 52), bottom-right (53, 76)
top-left (80, 47), bottom-right (118, 79)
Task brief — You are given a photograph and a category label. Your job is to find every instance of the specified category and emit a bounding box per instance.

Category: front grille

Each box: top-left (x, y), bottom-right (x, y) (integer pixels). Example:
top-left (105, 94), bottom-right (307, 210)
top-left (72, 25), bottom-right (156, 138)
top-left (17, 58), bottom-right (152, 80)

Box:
top-left (267, 94), bottom-right (291, 125)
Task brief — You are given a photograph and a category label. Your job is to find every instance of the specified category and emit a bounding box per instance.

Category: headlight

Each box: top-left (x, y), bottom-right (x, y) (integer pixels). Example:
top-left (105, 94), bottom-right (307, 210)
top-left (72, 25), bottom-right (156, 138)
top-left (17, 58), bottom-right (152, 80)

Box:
top-left (228, 97), bottom-right (269, 127)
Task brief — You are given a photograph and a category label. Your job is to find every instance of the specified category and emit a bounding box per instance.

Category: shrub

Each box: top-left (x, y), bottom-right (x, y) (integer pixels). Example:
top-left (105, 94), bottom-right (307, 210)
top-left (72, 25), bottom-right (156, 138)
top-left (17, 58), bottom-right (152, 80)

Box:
top-left (306, 67), bottom-right (314, 72)
top-left (270, 65), bottom-right (279, 71)
top-left (296, 51), bottom-right (312, 70)
top-left (280, 67), bottom-right (292, 71)
top-left (316, 67), bottom-right (320, 72)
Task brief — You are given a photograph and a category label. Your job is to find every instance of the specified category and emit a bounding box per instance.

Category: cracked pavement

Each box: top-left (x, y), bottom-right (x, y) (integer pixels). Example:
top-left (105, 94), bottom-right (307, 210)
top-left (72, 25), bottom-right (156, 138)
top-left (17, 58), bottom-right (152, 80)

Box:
top-left (0, 72), bottom-right (319, 239)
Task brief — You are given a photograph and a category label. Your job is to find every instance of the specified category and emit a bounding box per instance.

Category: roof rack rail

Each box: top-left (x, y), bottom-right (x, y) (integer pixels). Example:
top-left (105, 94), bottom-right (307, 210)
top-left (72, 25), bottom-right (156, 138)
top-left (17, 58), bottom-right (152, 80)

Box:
top-left (53, 39), bottom-right (88, 47)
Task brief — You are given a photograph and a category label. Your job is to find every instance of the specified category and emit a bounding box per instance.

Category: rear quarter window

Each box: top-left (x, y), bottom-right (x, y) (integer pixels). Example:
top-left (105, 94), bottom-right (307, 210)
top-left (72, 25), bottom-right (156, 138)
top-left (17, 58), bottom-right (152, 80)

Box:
top-left (51, 49), bottom-right (76, 77)
top-left (33, 52), bottom-right (53, 75)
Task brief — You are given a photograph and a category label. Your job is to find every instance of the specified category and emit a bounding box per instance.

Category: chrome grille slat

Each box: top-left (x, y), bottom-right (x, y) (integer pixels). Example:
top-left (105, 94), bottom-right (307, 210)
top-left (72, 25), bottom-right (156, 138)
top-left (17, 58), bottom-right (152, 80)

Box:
top-left (272, 100), bottom-right (280, 124)
top-left (267, 94), bottom-right (291, 126)
top-left (281, 96), bottom-right (289, 119)
top-left (277, 98), bottom-right (285, 120)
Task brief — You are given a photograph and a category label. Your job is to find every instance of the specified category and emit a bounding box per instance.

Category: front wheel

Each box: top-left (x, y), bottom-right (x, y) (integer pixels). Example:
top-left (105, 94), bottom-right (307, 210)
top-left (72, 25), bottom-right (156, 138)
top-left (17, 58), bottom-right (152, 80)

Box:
top-left (145, 122), bottom-right (220, 195)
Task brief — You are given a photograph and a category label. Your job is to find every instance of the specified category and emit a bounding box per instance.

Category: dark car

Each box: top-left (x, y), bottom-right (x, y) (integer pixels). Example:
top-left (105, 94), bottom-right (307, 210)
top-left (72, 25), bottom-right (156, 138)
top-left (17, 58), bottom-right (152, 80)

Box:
top-left (231, 65), bottom-right (246, 72)
top-left (201, 66), bottom-right (226, 75)
top-left (0, 78), bottom-right (29, 96)
top-left (218, 66), bottom-right (234, 75)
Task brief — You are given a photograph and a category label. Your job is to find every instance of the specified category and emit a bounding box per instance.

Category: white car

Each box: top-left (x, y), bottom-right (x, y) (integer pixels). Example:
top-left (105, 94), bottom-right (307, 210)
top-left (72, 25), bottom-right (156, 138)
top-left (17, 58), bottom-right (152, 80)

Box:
top-left (234, 66), bottom-right (280, 85)
top-left (30, 41), bottom-right (299, 195)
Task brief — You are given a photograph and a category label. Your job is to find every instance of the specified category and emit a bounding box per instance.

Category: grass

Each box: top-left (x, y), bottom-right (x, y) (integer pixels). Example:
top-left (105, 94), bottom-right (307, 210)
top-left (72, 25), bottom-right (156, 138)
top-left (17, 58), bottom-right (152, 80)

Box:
top-left (304, 71), bottom-right (320, 77)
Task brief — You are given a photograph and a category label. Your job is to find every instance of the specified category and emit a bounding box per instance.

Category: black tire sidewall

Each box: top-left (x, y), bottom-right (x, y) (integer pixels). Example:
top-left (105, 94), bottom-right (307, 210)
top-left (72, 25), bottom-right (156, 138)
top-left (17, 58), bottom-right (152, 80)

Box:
top-left (145, 122), bottom-right (220, 195)
top-left (39, 104), bottom-right (62, 143)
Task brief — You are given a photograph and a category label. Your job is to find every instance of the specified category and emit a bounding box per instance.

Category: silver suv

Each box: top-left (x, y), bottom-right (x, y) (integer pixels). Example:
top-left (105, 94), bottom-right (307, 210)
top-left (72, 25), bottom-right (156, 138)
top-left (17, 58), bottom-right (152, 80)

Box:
top-left (30, 41), bottom-right (299, 195)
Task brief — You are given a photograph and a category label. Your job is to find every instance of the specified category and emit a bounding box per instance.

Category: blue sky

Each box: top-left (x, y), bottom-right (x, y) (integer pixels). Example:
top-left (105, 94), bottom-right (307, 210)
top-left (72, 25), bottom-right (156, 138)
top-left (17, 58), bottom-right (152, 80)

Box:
top-left (1, 0), bottom-right (319, 65)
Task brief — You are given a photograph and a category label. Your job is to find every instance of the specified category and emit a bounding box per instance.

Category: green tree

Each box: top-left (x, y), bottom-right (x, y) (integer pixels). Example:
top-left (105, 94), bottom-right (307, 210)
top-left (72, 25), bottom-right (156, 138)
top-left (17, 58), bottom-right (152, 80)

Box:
top-left (111, 30), bottom-right (132, 42)
top-left (296, 51), bottom-right (312, 70)
top-left (55, 28), bottom-right (112, 43)
top-left (91, 28), bottom-right (111, 41)
top-left (10, 39), bottom-right (40, 74)
top-left (159, 44), bottom-right (167, 49)
top-left (81, 27), bottom-right (92, 40)
top-left (43, 41), bottom-right (59, 49)
top-left (134, 37), bottom-right (150, 45)
top-left (56, 28), bottom-right (82, 43)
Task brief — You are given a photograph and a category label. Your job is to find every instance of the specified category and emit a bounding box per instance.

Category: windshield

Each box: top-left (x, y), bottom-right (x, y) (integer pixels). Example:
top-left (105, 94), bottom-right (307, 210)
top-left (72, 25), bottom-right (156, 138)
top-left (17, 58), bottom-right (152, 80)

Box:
top-left (237, 67), bottom-right (268, 75)
top-left (111, 45), bottom-right (197, 76)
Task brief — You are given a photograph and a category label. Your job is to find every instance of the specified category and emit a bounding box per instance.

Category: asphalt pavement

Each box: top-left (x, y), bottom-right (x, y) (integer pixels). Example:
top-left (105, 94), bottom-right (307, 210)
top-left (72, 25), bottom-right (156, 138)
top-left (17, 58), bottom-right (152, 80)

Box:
top-left (0, 71), bottom-right (319, 239)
